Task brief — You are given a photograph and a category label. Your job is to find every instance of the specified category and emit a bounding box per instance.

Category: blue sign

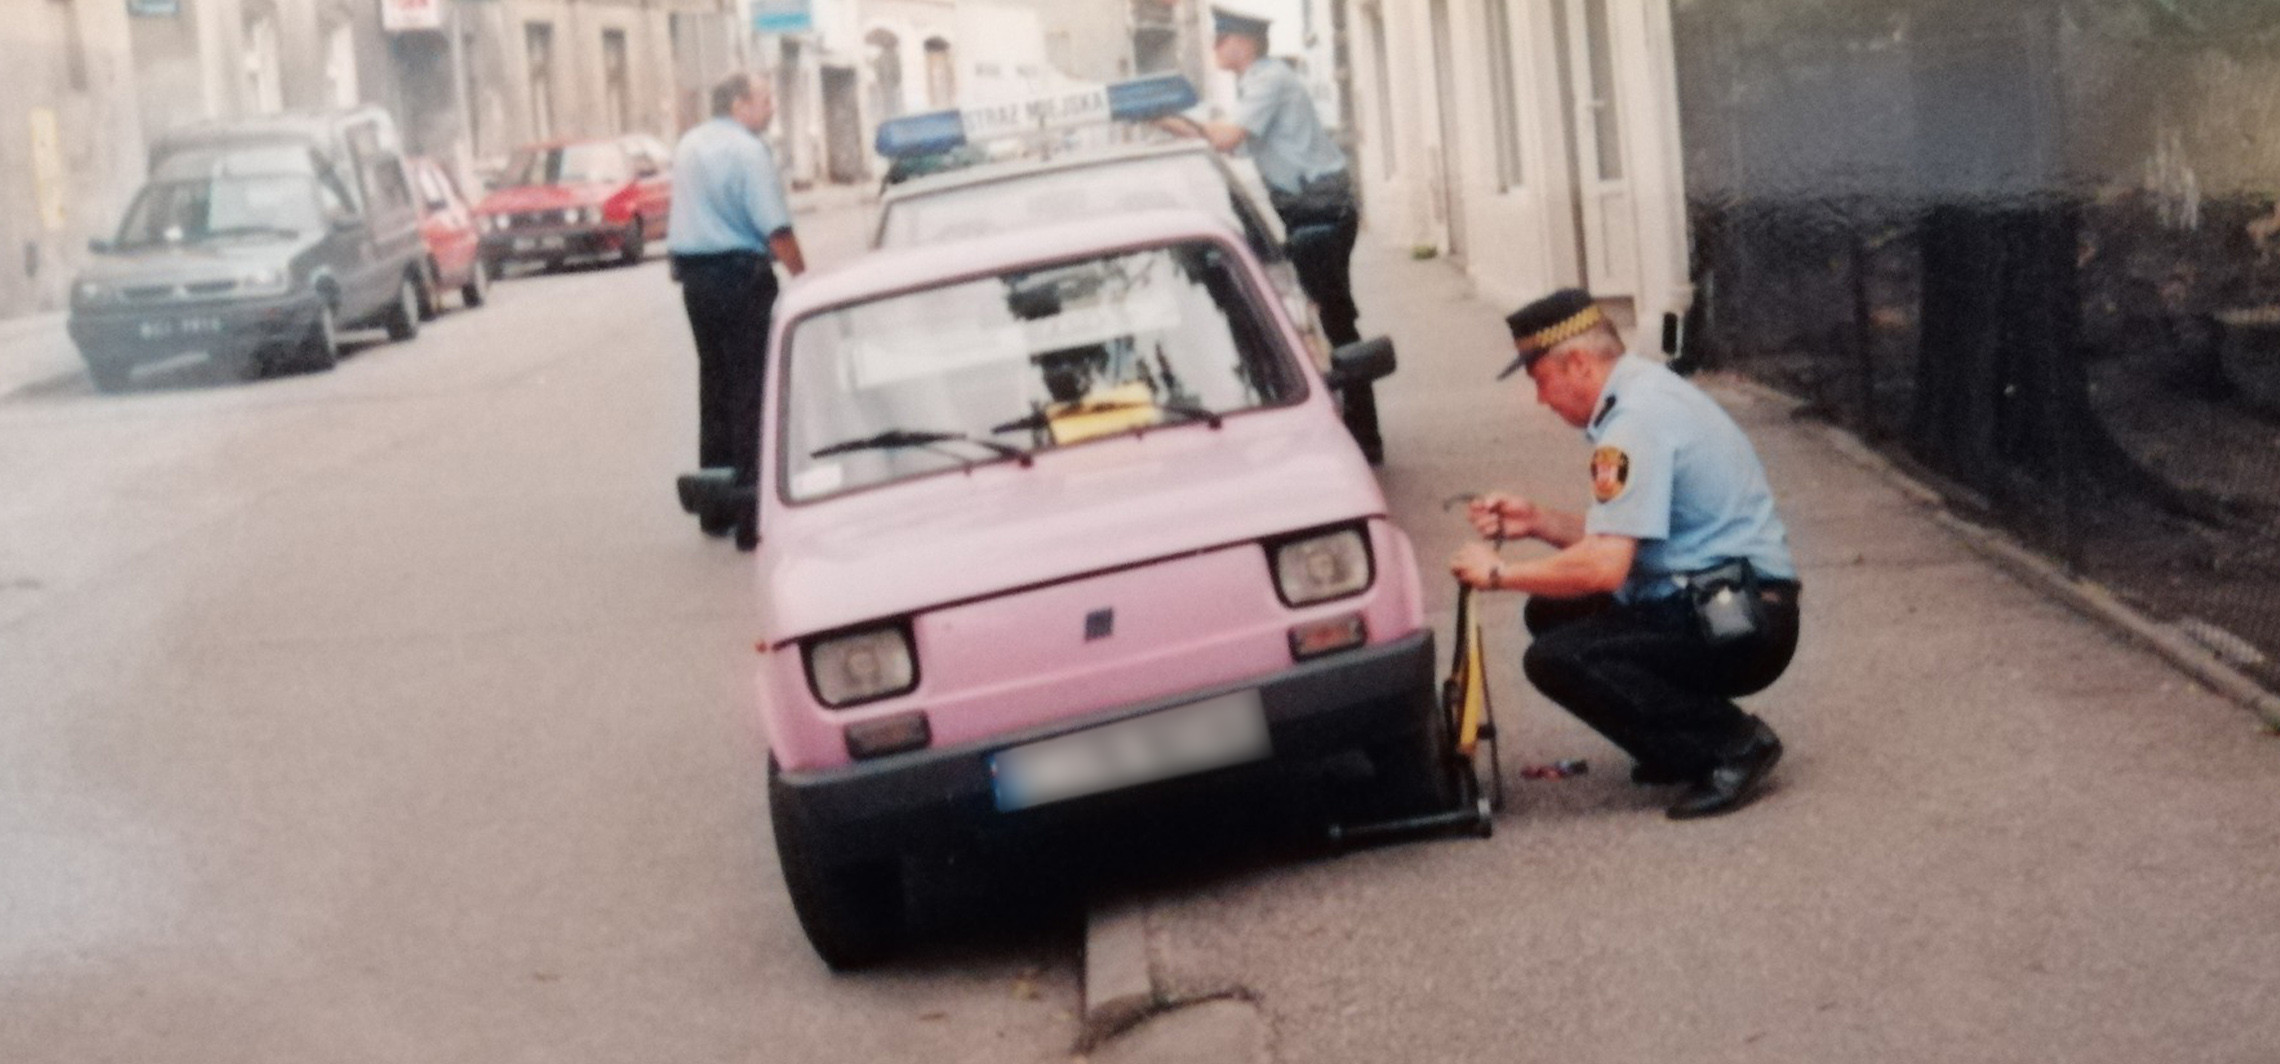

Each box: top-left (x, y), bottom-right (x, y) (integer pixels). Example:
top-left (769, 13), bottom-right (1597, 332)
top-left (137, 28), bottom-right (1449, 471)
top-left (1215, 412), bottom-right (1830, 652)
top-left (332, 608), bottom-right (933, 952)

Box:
top-left (753, 0), bottom-right (813, 35)
top-left (127, 0), bottom-right (181, 15)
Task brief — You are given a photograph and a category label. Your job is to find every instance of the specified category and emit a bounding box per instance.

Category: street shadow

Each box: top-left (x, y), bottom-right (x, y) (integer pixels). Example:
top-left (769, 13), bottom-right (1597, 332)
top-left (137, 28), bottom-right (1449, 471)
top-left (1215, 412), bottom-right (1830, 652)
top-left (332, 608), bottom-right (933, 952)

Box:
top-left (2, 335), bottom-right (389, 404)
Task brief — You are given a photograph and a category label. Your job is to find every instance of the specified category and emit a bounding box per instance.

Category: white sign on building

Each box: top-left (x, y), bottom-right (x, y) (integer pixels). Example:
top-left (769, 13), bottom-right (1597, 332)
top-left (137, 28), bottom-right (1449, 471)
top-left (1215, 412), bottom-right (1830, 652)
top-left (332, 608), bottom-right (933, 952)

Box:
top-left (381, 0), bottom-right (446, 35)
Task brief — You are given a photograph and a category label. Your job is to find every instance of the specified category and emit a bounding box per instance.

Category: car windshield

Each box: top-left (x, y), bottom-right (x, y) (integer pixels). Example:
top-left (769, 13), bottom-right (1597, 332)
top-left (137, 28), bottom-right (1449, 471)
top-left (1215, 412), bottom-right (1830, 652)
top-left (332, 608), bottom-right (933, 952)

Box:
top-left (878, 154), bottom-right (1246, 248)
top-left (111, 174), bottom-right (325, 248)
top-left (781, 240), bottom-right (1300, 501)
top-left (505, 143), bottom-right (627, 186)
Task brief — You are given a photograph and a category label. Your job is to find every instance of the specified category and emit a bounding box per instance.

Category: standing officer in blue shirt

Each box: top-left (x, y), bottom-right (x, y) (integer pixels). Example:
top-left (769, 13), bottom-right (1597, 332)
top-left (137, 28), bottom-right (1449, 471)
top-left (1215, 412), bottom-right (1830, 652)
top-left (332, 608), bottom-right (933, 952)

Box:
top-left (1449, 289), bottom-right (1801, 819)
top-left (1166, 6), bottom-right (1382, 463)
top-left (667, 72), bottom-right (805, 546)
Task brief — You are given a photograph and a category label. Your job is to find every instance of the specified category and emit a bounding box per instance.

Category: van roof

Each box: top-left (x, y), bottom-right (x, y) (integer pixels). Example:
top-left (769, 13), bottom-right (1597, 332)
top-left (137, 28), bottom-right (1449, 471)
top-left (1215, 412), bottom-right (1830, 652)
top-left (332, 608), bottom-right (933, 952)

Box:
top-left (152, 107), bottom-right (399, 153)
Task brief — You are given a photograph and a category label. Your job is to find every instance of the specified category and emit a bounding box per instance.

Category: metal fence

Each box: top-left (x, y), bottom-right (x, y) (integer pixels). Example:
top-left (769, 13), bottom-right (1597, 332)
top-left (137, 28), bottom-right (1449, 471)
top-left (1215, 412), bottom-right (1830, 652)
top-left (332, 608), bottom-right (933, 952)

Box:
top-left (1675, 2), bottom-right (2280, 694)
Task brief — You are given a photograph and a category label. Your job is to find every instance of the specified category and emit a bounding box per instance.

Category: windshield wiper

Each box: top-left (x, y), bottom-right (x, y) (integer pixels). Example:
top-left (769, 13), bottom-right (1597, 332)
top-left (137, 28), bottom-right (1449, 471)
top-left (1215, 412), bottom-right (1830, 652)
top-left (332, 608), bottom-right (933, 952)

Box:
top-left (810, 428), bottom-right (1031, 467)
top-left (989, 399), bottom-right (1222, 437)
top-left (202, 225), bottom-right (302, 240)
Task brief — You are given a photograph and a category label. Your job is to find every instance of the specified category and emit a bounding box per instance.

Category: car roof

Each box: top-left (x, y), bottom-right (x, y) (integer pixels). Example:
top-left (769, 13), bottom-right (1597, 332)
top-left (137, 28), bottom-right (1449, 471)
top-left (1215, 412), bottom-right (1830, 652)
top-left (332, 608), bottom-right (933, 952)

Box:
top-left (782, 208), bottom-right (1255, 320)
top-left (880, 139), bottom-right (1224, 204)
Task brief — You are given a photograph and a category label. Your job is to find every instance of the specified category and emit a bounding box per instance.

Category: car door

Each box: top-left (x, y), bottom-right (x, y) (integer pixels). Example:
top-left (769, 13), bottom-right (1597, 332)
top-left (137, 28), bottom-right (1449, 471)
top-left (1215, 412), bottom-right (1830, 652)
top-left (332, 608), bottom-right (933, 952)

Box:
top-left (624, 137), bottom-right (671, 234)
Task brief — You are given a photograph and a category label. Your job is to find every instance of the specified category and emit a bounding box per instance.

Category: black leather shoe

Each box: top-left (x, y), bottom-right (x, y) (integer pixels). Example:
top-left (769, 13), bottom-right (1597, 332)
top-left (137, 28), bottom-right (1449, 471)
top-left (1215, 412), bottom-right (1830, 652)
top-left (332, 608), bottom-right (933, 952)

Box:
top-left (1666, 724), bottom-right (1782, 820)
top-left (1630, 762), bottom-right (1691, 786)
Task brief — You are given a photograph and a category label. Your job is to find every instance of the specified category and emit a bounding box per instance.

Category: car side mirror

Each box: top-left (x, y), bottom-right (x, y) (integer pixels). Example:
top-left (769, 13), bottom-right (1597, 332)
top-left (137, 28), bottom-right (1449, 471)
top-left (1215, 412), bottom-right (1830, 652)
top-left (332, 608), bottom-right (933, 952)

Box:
top-left (426, 197), bottom-right (451, 213)
top-left (1324, 336), bottom-right (1396, 389)
top-left (87, 237), bottom-right (112, 254)
top-left (330, 213), bottom-right (364, 233)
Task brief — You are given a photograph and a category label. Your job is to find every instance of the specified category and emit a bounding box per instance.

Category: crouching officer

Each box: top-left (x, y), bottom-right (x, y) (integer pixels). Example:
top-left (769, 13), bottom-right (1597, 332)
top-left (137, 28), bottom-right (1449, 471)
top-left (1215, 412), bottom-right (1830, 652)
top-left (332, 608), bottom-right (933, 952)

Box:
top-left (1166, 6), bottom-right (1382, 463)
top-left (1449, 289), bottom-right (1801, 819)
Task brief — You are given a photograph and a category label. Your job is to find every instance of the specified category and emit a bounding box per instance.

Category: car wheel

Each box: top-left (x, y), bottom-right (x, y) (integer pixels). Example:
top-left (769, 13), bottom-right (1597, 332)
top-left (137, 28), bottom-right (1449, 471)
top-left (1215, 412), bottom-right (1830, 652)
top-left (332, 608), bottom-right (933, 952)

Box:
top-left (415, 259), bottom-right (442, 321)
top-left (86, 358), bottom-right (131, 393)
top-left (384, 273), bottom-right (420, 342)
top-left (460, 256), bottom-right (489, 308)
top-left (297, 300), bottom-right (341, 373)
top-left (770, 758), bottom-right (909, 970)
top-left (1366, 688), bottom-right (1459, 818)
top-left (617, 219), bottom-right (646, 267)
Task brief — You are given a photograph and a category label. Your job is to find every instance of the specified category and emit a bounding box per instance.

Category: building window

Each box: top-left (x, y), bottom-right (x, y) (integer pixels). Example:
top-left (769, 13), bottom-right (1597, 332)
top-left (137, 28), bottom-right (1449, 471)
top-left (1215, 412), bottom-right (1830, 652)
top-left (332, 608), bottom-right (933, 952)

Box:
top-left (325, 22), bottom-right (359, 109)
top-left (525, 22), bottom-right (556, 141)
top-left (48, 0), bottom-right (89, 92)
top-left (1482, 0), bottom-right (1523, 191)
top-left (1582, 0), bottom-right (1623, 181)
top-left (244, 10), bottom-right (285, 114)
top-left (602, 29), bottom-right (631, 134)
top-left (924, 38), bottom-right (955, 110)
top-left (866, 29), bottom-right (904, 122)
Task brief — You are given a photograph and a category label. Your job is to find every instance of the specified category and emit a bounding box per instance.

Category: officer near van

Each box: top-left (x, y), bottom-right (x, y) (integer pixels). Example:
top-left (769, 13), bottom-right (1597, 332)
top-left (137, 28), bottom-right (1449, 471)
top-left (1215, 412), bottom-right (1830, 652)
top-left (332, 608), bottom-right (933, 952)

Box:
top-left (1449, 289), bottom-right (1801, 819)
top-left (668, 72), bottom-right (806, 543)
top-left (1164, 5), bottom-right (1383, 463)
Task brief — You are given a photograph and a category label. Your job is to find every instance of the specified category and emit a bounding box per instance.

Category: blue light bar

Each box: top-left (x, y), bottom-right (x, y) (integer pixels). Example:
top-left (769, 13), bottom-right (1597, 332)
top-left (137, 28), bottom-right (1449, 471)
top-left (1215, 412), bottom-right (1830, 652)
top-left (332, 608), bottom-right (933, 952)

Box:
top-left (873, 75), bottom-right (1201, 159)
top-left (1106, 75), bottom-right (1200, 121)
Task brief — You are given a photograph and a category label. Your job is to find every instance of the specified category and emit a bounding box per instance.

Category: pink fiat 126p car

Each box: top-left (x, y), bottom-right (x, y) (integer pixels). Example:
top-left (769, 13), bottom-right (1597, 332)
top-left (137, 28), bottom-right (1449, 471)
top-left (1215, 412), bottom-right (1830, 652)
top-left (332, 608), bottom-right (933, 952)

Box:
top-left (755, 209), bottom-right (1438, 968)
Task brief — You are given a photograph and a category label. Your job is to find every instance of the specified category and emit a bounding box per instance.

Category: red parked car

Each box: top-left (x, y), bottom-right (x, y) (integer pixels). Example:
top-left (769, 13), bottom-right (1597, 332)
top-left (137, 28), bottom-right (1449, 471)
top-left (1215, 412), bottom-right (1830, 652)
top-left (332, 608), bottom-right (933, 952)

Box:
top-left (474, 136), bottom-right (672, 272)
top-left (409, 157), bottom-right (489, 317)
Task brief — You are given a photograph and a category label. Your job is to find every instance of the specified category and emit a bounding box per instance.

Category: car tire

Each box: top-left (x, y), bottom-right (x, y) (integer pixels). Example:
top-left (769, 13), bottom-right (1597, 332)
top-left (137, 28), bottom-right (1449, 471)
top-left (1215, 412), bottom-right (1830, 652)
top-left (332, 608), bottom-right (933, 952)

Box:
top-left (1367, 688), bottom-right (1459, 818)
top-left (415, 259), bottom-right (442, 321)
top-left (618, 220), bottom-right (646, 267)
top-left (86, 358), bottom-right (131, 393)
top-left (770, 758), bottom-right (909, 970)
top-left (296, 300), bottom-right (341, 374)
top-left (460, 256), bottom-right (489, 308)
top-left (384, 273), bottom-right (420, 342)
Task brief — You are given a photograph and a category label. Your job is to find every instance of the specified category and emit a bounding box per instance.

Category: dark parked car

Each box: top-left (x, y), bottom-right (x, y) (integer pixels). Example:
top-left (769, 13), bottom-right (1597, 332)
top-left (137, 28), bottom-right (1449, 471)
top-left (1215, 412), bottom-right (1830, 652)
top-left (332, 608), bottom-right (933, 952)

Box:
top-left (67, 108), bottom-right (428, 391)
top-left (473, 136), bottom-right (672, 272)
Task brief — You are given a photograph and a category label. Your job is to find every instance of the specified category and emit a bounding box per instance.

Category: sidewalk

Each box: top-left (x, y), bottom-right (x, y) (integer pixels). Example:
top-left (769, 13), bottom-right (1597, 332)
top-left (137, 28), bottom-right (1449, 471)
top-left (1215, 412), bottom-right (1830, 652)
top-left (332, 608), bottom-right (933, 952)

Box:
top-left (1092, 230), bottom-right (2280, 1064)
top-left (0, 311), bottom-right (77, 401)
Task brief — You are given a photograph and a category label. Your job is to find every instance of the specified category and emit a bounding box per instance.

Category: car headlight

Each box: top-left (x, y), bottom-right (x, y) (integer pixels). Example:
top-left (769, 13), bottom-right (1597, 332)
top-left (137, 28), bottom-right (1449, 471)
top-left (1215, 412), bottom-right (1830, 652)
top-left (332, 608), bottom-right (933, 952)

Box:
top-left (238, 267), bottom-right (290, 295)
top-left (72, 280), bottom-right (108, 306)
top-left (804, 623), bottom-right (918, 707)
top-left (582, 206), bottom-right (604, 225)
top-left (1269, 526), bottom-right (1374, 606)
top-left (559, 208), bottom-right (580, 224)
top-left (479, 215), bottom-right (499, 233)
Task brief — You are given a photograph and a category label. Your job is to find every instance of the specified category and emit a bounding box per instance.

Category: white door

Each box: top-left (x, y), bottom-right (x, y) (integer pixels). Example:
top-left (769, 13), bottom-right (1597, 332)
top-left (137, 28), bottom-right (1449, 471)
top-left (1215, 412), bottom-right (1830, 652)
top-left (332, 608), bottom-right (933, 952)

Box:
top-left (1559, 0), bottom-right (1638, 299)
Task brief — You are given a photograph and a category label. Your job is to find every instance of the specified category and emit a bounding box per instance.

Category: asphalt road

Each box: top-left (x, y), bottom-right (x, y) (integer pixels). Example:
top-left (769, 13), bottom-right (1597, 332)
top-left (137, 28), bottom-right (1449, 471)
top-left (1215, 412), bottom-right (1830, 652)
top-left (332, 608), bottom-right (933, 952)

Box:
top-left (7, 196), bottom-right (2280, 1064)
top-left (0, 202), bottom-right (1085, 1063)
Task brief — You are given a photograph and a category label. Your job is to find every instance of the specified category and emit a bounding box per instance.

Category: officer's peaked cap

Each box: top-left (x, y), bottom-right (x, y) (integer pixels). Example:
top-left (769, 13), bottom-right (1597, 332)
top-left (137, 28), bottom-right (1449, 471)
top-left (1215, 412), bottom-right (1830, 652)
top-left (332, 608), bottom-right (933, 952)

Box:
top-left (1498, 288), bottom-right (1606, 380)
top-left (1212, 6), bottom-right (1272, 42)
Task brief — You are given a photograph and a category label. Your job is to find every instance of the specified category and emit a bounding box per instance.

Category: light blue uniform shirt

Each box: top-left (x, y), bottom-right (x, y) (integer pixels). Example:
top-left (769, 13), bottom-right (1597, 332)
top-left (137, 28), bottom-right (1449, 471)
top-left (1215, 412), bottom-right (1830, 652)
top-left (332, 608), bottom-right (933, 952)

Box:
top-left (1232, 58), bottom-right (1349, 195)
top-left (1582, 354), bottom-right (1798, 602)
top-left (666, 117), bottom-right (793, 256)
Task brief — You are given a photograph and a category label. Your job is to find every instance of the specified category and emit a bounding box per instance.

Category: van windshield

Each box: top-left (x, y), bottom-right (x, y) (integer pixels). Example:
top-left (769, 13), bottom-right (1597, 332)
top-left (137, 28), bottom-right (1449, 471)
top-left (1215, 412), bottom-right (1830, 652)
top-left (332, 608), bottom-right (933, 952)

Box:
top-left (112, 174), bottom-right (327, 248)
top-left (780, 241), bottom-right (1301, 502)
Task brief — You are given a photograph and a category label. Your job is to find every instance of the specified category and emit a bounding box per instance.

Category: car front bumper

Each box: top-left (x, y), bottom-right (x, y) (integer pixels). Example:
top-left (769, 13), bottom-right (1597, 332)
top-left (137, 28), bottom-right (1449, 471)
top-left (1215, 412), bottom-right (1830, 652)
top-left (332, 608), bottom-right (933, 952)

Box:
top-left (481, 226), bottom-right (624, 263)
top-left (770, 630), bottom-right (1437, 867)
top-left (68, 293), bottom-right (322, 367)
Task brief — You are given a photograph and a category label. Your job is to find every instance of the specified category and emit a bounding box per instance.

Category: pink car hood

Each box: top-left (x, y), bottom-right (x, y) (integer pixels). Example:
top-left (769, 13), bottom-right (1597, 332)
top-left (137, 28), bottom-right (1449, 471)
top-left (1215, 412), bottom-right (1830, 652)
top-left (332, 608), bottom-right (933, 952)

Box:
top-left (754, 404), bottom-right (1382, 645)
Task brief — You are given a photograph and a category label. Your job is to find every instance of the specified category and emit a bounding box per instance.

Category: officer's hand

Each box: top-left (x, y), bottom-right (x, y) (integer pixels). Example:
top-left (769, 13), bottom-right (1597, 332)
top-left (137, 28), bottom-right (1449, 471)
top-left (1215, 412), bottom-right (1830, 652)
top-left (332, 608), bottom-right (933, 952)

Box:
top-left (1450, 542), bottom-right (1506, 591)
top-left (1468, 492), bottom-right (1538, 541)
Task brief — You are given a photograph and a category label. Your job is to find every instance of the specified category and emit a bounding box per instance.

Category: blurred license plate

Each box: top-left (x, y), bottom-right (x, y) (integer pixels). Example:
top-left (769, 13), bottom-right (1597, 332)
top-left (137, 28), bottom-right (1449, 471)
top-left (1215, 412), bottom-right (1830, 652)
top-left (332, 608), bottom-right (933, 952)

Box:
top-left (513, 236), bottom-right (566, 251)
top-left (139, 316), bottom-right (220, 340)
top-left (991, 689), bottom-right (1270, 812)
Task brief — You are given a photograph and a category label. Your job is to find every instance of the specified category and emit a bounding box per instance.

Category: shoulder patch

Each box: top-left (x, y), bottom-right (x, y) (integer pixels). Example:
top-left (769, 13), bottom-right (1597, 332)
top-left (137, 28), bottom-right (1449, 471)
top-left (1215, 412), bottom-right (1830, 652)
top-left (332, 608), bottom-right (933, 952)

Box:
top-left (1590, 446), bottom-right (1631, 504)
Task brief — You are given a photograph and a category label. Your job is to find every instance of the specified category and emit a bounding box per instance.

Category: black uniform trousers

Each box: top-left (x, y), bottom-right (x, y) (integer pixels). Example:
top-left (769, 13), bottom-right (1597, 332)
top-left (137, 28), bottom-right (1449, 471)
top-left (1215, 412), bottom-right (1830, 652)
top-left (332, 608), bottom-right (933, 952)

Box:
top-left (1273, 177), bottom-right (1381, 455)
top-left (676, 250), bottom-right (779, 501)
top-left (1521, 581), bottom-right (1801, 777)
